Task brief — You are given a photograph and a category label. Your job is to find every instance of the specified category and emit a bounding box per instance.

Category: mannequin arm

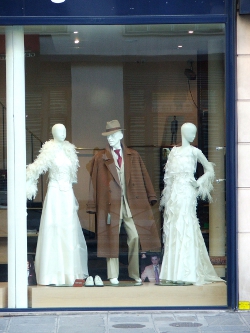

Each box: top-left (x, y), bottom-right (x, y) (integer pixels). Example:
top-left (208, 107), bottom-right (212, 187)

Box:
top-left (26, 144), bottom-right (49, 200)
top-left (159, 161), bottom-right (173, 210)
top-left (196, 149), bottom-right (215, 202)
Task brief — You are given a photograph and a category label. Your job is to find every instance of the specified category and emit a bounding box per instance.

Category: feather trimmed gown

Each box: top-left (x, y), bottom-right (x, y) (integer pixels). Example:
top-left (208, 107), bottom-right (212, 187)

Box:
top-left (159, 146), bottom-right (223, 285)
top-left (26, 140), bottom-right (88, 285)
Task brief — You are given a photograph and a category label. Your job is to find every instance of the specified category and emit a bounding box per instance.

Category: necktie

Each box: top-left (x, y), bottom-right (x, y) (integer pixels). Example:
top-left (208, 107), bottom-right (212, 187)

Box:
top-left (114, 149), bottom-right (122, 168)
top-left (154, 265), bottom-right (160, 284)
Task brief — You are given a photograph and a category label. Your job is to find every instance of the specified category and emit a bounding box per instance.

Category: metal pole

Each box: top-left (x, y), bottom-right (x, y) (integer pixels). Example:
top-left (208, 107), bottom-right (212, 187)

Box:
top-left (6, 26), bottom-right (27, 308)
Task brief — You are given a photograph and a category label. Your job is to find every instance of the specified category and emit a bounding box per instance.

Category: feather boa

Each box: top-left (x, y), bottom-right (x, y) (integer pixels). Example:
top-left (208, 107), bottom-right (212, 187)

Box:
top-left (26, 140), bottom-right (79, 200)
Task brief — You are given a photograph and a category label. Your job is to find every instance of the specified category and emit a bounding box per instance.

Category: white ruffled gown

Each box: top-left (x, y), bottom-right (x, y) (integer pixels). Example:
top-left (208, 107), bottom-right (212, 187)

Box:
top-left (159, 146), bottom-right (223, 285)
top-left (26, 141), bottom-right (88, 285)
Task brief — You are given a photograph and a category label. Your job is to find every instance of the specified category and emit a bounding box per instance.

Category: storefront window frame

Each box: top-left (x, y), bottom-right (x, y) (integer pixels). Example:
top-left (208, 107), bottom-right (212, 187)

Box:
top-left (0, 0), bottom-right (237, 311)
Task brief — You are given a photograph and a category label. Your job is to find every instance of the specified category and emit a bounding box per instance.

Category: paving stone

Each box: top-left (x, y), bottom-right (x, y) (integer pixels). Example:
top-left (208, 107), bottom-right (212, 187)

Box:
top-left (58, 327), bottom-right (106, 333)
top-left (8, 324), bottom-right (55, 333)
top-left (0, 318), bottom-right (9, 330)
top-left (58, 324), bottom-right (105, 329)
top-left (174, 316), bottom-right (197, 321)
top-left (240, 314), bottom-right (250, 325)
top-left (109, 329), bottom-right (156, 333)
top-left (158, 325), bottom-right (200, 332)
top-left (10, 316), bottom-right (56, 325)
top-left (201, 326), bottom-right (250, 332)
top-left (220, 326), bottom-right (250, 332)
top-left (201, 331), bottom-right (250, 333)
top-left (109, 316), bottom-right (150, 322)
top-left (204, 315), bottom-right (244, 326)
top-left (152, 316), bottom-right (175, 322)
top-left (58, 316), bottom-right (104, 327)
top-left (200, 326), bottom-right (223, 331)
top-left (159, 328), bottom-right (201, 333)
top-left (59, 315), bottom-right (104, 325)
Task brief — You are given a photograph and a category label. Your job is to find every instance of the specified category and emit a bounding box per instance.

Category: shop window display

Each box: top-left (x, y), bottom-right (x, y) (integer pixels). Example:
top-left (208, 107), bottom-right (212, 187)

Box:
top-left (0, 23), bottom-right (227, 307)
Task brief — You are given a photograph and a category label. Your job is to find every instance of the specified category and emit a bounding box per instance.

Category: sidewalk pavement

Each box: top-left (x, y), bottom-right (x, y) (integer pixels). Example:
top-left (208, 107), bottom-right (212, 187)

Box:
top-left (0, 310), bottom-right (250, 333)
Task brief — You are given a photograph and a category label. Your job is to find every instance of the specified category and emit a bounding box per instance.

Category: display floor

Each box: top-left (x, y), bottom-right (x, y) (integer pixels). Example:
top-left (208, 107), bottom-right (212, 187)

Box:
top-left (28, 281), bottom-right (227, 308)
top-left (0, 283), bottom-right (7, 308)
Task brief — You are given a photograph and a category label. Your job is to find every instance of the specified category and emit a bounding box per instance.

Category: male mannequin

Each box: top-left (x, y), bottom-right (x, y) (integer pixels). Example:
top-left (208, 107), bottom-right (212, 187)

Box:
top-left (87, 120), bottom-right (161, 284)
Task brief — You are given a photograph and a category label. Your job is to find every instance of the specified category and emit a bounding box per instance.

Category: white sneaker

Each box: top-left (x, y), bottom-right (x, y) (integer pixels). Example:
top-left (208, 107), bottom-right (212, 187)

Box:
top-left (135, 278), bottom-right (142, 283)
top-left (85, 276), bottom-right (94, 287)
top-left (94, 275), bottom-right (104, 286)
top-left (110, 278), bottom-right (119, 285)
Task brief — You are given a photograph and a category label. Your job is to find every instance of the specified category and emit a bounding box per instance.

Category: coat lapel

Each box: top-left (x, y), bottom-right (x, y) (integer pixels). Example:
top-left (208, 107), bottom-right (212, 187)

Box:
top-left (122, 143), bottom-right (132, 188)
top-left (103, 146), bottom-right (121, 186)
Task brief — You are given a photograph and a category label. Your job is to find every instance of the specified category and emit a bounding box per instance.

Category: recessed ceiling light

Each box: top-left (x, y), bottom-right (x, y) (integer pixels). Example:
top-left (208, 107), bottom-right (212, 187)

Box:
top-left (74, 31), bottom-right (78, 34)
top-left (188, 30), bottom-right (194, 34)
top-left (178, 45), bottom-right (183, 48)
top-left (51, 0), bottom-right (65, 3)
top-left (74, 39), bottom-right (80, 44)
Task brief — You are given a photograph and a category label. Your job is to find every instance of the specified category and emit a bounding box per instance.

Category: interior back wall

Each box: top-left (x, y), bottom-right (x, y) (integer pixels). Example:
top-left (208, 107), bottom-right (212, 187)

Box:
top-left (71, 63), bottom-right (124, 232)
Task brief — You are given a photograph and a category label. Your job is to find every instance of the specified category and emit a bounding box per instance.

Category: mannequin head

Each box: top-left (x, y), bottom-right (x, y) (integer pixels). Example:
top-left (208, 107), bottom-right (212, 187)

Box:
top-left (181, 123), bottom-right (197, 143)
top-left (52, 124), bottom-right (66, 143)
top-left (107, 130), bottom-right (123, 149)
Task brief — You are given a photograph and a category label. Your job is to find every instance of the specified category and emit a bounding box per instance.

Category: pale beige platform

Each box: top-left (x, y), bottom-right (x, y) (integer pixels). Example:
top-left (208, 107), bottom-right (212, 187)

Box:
top-left (28, 282), bottom-right (227, 308)
top-left (0, 209), bottom-right (7, 264)
top-left (0, 283), bottom-right (8, 308)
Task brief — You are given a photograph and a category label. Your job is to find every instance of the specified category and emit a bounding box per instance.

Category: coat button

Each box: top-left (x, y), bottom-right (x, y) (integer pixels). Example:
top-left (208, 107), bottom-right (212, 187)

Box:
top-left (109, 203), bottom-right (111, 205)
top-left (136, 196), bottom-right (139, 199)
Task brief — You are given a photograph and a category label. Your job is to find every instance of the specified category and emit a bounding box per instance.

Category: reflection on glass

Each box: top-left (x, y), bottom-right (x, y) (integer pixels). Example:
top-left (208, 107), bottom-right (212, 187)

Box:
top-left (0, 23), bottom-right (226, 307)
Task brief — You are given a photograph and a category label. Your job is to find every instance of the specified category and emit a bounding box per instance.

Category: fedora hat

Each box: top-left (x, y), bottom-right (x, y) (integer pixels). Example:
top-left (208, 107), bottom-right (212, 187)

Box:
top-left (102, 120), bottom-right (125, 136)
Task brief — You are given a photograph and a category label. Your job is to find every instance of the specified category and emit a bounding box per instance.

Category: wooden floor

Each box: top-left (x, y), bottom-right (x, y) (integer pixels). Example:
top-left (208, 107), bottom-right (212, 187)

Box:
top-left (0, 283), bottom-right (8, 308)
top-left (28, 281), bottom-right (227, 308)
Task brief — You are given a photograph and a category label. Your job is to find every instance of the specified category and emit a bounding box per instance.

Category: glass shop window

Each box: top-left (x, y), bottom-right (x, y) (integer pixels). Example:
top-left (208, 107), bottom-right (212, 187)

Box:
top-left (0, 33), bottom-right (7, 307)
top-left (3, 23), bottom-right (228, 309)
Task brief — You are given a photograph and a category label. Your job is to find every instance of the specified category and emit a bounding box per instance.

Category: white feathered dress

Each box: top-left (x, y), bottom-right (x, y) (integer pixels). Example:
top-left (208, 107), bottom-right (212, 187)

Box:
top-left (26, 140), bottom-right (88, 285)
top-left (159, 145), bottom-right (223, 285)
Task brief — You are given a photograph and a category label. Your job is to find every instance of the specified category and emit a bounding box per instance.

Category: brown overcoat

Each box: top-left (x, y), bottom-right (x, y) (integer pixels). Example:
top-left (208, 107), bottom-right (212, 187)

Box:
top-left (87, 143), bottom-right (161, 258)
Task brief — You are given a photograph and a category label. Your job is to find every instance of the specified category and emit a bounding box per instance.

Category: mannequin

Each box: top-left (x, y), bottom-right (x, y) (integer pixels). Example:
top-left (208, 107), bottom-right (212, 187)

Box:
top-left (159, 123), bottom-right (223, 285)
top-left (26, 124), bottom-right (88, 285)
top-left (87, 120), bottom-right (161, 284)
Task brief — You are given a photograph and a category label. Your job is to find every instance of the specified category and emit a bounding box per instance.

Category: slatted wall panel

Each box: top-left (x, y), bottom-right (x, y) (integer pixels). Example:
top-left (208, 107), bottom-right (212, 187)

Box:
top-left (25, 61), bottom-right (71, 139)
top-left (124, 60), bottom-right (197, 204)
top-left (25, 61), bottom-right (72, 202)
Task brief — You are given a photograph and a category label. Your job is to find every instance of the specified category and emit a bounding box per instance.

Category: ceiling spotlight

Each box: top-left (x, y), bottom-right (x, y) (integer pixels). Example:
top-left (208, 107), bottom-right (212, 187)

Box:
top-left (74, 39), bottom-right (80, 44)
top-left (74, 31), bottom-right (78, 34)
top-left (188, 30), bottom-right (194, 34)
top-left (178, 45), bottom-right (183, 48)
top-left (51, 0), bottom-right (65, 3)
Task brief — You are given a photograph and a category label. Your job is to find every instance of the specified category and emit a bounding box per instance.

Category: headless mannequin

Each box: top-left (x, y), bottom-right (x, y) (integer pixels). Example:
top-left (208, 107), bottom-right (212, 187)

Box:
top-left (106, 130), bottom-right (141, 285)
top-left (159, 122), bottom-right (222, 285)
top-left (26, 123), bottom-right (88, 285)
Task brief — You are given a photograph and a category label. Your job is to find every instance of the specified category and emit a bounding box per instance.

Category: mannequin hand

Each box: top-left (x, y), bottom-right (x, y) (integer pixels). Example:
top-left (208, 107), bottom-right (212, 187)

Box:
top-left (189, 179), bottom-right (199, 188)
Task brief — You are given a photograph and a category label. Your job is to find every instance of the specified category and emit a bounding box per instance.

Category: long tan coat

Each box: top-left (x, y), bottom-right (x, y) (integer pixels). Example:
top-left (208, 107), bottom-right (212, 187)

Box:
top-left (87, 143), bottom-right (161, 258)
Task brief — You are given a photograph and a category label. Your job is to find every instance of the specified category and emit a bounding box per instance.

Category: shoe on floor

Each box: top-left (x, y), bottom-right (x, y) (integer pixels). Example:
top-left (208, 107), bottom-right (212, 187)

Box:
top-left (110, 278), bottom-right (119, 285)
top-left (85, 276), bottom-right (94, 287)
top-left (135, 278), bottom-right (142, 283)
top-left (94, 275), bottom-right (104, 286)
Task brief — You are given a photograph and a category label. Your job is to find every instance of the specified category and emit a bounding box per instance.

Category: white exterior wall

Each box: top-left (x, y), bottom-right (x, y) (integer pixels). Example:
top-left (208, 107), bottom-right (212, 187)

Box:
top-left (237, 14), bottom-right (250, 302)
